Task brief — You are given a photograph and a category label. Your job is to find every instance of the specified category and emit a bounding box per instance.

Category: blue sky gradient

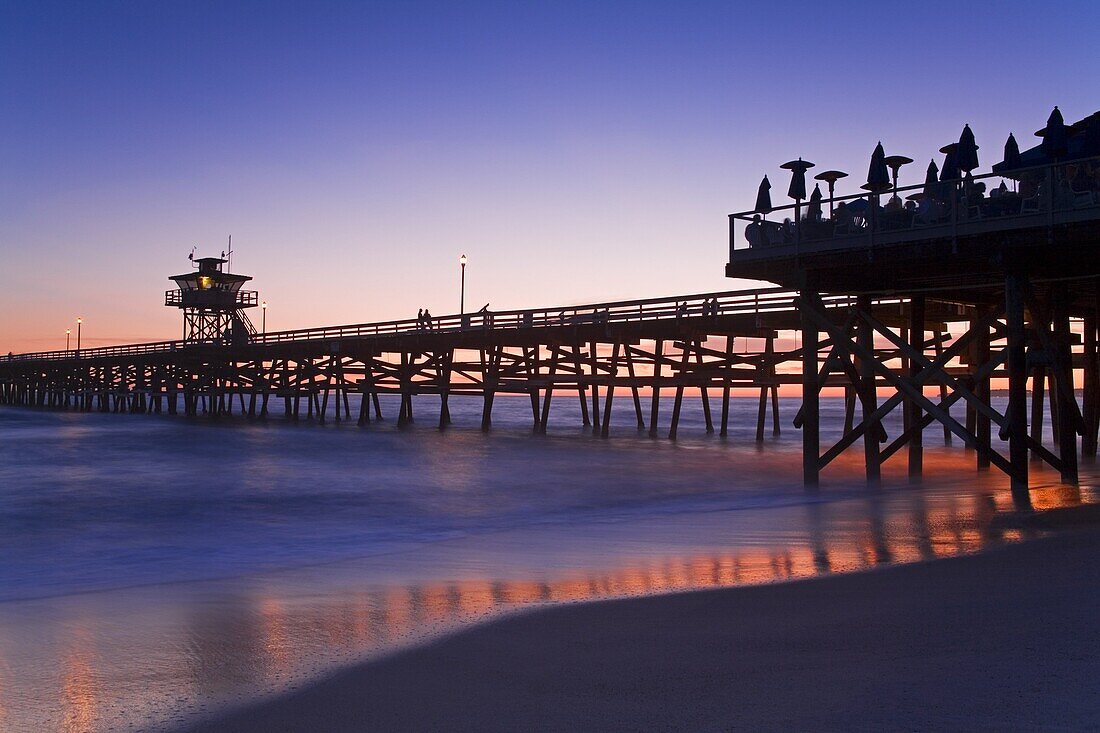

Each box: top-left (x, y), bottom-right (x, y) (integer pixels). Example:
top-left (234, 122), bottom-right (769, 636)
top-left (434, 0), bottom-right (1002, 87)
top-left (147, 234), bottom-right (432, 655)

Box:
top-left (2, 1), bottom-right (1098, 348)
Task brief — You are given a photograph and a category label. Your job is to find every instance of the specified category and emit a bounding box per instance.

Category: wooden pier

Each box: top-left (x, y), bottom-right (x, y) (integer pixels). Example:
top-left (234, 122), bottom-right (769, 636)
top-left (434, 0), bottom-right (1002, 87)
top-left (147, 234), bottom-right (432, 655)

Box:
top-left (0, 287), bottom-right (974, 441)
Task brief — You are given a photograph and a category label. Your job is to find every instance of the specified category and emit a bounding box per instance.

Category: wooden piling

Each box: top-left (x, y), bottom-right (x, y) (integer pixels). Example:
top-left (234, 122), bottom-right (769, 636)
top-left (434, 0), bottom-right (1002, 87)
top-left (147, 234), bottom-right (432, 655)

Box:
top-left (908, 295), bottom-right (925, 479)
top-left (1005, 270), bottom-right (1031, 504)
top-left (800, 293), bottom-right (820, 487)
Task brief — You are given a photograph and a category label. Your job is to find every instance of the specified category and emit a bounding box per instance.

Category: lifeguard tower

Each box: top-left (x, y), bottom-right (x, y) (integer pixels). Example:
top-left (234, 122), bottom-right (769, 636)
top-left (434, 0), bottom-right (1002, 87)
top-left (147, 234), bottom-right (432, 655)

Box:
top-left (166, 255), bottom-right (259, 344)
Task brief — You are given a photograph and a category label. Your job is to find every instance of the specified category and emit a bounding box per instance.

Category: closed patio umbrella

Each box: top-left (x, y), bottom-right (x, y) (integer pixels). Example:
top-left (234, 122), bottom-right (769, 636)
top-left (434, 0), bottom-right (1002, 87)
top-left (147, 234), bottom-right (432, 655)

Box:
top-left (1003, 133), bottom-right (1022, 170)
top-left (957, 124), bottom-right (980, 173)
top-left (806, 183), bottom-right (823, 221)
top-left (939, 143), bottom-right (960, 181)
top-left (922, 159), bottom-right (939, 198)
top-left (1002, 133), bottom-right (1021, 191)
top-left (754, 175), bottom-right (773, 217)
top-left (1037, 106), bottom-right (1069, 160)
top-left (862, 142), bottom-right (891, 193)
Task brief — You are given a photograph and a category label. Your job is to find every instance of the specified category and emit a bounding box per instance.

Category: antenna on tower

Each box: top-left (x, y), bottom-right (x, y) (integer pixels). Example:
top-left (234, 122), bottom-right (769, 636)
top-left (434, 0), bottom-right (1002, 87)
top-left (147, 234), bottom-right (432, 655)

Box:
top-left (227, 235), bottom-right (233, 272)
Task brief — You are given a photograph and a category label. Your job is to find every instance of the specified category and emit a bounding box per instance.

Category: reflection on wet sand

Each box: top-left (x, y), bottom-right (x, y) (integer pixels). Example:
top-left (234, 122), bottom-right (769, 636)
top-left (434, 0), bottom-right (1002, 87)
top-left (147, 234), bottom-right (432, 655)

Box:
top-left (61, 628), bottom-right (98, 733)
top-left (4, 482), bottom-right (1094, 733)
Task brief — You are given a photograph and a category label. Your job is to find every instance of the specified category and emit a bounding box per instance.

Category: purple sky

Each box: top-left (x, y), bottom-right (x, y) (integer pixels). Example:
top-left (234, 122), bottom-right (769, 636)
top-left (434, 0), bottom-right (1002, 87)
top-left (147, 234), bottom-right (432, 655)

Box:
top-left (2, 1), bottom-right (1097, 351)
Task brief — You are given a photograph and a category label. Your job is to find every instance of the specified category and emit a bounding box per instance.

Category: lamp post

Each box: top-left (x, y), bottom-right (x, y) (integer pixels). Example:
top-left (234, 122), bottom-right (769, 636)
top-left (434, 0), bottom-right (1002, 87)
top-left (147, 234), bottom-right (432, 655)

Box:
top-left (459, 254), bottom-right (467, 316)
top-left (261, 300), bottom-right (267, 336)
top-left (76, 317), bottom-right (82, 357)
top-left (66, 329), bottom-right (71, 351)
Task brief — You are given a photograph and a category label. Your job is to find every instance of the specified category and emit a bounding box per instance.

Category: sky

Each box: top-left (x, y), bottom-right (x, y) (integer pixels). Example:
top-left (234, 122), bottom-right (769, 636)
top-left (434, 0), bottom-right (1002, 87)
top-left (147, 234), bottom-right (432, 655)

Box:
top-left (2, 0), bottom-right (1099, 352)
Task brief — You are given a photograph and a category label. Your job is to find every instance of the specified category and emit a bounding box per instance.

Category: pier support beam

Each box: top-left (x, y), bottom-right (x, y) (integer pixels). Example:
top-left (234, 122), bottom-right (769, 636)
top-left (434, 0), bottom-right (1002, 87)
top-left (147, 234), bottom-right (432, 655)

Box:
top-left (1005, 270), bottom-right (1031, 506)
top-left (974, 316), bottom-right (991, 470)
top-left (649, 339), bottom-right (662, 437)
top-left (907, 295), bottom-right (925, 479)
top-left (1051, 289), bottom-right (1079, 483)
top-left (857, 295), bottom-right (880, 483)
top-left (800, 292), bottom-right (820, 487)
top-left (1084, 309), bottom-right (1099, 458)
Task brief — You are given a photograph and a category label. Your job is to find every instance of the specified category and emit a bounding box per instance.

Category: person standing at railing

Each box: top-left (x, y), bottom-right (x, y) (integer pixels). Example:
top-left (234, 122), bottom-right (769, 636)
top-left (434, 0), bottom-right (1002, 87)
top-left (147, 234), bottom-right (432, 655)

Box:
top-left (745, 215), bottom-right (763, 247)
top-left (424, 309), bottom-right (433, 330)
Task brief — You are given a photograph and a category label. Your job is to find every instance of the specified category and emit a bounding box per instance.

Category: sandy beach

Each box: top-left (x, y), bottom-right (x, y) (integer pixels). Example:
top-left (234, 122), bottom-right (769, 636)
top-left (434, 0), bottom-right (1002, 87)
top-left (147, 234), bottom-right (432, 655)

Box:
top-left (184, 526), bottom-right (1100, 732)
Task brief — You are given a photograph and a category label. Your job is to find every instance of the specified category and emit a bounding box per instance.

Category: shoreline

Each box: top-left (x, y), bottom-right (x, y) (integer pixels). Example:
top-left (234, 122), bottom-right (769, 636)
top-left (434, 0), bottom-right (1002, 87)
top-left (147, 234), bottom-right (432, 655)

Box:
top-left (183, 526), bottom-right (1100, 732)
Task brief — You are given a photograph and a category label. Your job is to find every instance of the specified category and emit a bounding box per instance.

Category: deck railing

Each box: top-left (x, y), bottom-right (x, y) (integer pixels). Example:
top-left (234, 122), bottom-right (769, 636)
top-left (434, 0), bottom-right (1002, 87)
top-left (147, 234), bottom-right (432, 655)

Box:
top-left (728, 153), bottom-right (1100, 260)
top-left (3, 287), bottom-right (872, 364)
top-left (164, 289), bottom-right (259, 308)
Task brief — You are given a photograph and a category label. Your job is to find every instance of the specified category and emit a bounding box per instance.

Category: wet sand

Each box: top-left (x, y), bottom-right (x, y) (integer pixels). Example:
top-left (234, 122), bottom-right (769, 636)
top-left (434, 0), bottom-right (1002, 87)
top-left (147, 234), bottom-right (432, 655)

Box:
top-left (185, 526), bottom-right (1100, 732)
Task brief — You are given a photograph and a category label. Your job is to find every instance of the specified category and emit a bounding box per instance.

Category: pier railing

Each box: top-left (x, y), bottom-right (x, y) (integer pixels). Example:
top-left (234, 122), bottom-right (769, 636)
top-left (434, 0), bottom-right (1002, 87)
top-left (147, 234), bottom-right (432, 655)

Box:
top-left (728, 153), bottom-right (1100, 259)
top-left (4, 287), bottom-right (873, 363)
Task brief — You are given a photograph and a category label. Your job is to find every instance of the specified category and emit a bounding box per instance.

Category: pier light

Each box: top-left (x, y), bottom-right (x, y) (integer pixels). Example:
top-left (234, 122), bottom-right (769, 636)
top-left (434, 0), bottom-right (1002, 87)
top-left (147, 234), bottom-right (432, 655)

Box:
top-left (66, 328), bottom-right (71, 351)
top-left (261, 300), bottom-right (267, 336)
top-left (459, 254), bottom-right (468, 317)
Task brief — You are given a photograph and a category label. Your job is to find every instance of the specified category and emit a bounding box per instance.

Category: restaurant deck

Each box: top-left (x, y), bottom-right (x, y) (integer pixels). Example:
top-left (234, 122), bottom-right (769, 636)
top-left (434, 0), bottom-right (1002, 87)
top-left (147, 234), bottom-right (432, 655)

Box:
top-left (726, 148), bottom-right (1100, 501)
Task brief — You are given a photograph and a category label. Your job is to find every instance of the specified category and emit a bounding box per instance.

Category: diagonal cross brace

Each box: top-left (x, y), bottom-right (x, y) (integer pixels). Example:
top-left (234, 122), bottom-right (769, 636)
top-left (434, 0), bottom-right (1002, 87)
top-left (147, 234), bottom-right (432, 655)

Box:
top-left (802, 302), bottom-right (1017, 477)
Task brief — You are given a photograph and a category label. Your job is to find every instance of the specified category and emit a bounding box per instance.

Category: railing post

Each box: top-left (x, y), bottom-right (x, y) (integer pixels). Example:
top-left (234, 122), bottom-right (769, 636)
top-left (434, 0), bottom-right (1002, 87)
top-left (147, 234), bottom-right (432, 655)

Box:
top-left (729, 214), bottom-right (736, 258)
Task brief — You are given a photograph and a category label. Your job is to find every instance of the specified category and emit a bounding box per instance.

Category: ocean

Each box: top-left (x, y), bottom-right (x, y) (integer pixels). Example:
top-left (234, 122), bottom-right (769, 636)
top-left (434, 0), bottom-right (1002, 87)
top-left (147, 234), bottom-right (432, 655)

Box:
top-left (0, 394), bottom-right (1091, 731)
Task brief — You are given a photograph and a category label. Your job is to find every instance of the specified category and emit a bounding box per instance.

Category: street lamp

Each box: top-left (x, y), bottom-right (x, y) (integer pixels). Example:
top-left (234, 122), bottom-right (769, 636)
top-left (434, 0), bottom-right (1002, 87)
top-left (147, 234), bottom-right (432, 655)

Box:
top-left (261, 300), bottom-right (267, 336)
top-left (76, 317), bottom-right (82, 356)
top-left (66, 328), bottom-right (71, 351)
top-left (459, 254), bottom-right (467, 316)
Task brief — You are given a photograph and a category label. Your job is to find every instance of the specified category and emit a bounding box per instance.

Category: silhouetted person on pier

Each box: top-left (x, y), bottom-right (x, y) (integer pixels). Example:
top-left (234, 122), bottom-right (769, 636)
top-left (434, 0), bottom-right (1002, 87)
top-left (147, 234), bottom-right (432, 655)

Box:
top-left (423, 309), bottom-right (433, 329)
top-left (745, 214), bottom-right (763, 247)
top-left (417, 308), bottom-right (424, 329)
